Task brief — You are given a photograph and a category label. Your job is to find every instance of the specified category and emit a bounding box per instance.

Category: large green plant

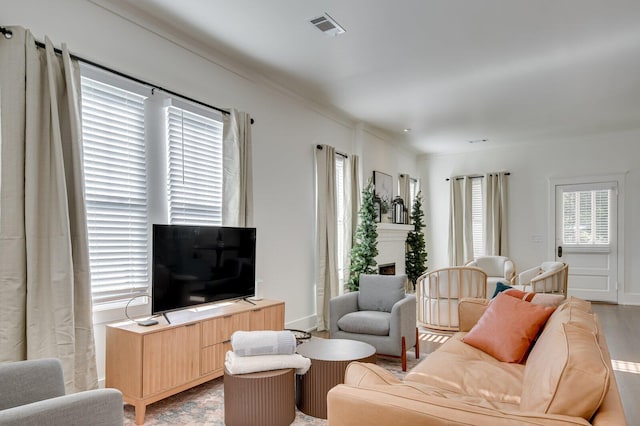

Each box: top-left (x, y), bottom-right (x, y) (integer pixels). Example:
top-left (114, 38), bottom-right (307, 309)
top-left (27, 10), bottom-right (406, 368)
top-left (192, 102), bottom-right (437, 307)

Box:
top-left (347, 180), bottom-right (379, 291)
top-left (405, 191), bottom-right (427, 290)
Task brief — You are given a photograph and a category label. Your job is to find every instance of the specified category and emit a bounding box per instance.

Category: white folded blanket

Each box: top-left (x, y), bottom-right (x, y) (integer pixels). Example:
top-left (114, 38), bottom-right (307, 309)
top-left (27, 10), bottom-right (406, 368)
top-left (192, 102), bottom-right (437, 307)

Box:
top-left (225, 351), bottom-right (311, 375)
top-left (231, 330), bottom-right (296, 356)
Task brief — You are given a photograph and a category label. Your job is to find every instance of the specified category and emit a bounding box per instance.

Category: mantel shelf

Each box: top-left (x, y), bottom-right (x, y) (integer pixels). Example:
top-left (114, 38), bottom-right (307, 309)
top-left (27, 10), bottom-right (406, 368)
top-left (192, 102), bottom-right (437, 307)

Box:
top-left (376, 223), bottom-right (413, 231)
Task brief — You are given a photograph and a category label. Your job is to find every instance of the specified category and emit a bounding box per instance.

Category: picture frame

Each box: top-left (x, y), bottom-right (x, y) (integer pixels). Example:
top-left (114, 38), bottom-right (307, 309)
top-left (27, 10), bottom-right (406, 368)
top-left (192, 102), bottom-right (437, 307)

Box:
top-left (373, 171), bottom-right (393, 211)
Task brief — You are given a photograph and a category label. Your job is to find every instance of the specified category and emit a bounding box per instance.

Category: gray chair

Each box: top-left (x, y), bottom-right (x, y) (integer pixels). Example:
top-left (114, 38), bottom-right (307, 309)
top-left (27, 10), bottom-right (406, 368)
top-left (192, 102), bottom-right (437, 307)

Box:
top-left (0, 358), bottom-right (124, 426)
top-left (330, 274), bottom-right (419, 371)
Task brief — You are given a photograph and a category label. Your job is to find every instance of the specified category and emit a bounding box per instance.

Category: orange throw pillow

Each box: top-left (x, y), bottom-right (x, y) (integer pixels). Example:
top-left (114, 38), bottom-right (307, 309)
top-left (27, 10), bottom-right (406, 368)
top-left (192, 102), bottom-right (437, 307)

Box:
top-left (462, 293), bottom-right (556, 363)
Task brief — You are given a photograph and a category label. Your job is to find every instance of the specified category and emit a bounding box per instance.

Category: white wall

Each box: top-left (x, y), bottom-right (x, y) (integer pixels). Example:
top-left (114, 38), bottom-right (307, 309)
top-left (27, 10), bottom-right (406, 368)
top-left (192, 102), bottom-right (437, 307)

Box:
top-left (418, 130), bottom-right (640, 305)
top-left (4, 0), bottom-right (416, 382)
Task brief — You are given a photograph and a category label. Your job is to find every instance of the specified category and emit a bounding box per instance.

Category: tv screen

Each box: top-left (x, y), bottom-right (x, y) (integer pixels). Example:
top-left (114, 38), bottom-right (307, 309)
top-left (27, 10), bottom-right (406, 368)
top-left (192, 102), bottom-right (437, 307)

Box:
top-left (152, 224), bottom-right (256, 314)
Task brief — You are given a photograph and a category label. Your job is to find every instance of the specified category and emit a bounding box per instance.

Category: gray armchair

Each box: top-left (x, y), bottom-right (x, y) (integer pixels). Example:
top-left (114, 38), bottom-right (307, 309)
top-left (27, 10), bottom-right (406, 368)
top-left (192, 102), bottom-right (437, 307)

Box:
top-left (0, 358), bottom-right (124, 426)
top-left (330, 274), bottom-right (419, 371)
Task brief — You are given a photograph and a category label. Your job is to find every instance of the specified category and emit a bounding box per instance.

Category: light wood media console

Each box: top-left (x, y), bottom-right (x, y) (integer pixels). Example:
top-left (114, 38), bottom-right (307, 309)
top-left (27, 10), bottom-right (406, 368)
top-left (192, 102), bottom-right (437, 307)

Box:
top-left (106, 299), bottom-right (284, 425)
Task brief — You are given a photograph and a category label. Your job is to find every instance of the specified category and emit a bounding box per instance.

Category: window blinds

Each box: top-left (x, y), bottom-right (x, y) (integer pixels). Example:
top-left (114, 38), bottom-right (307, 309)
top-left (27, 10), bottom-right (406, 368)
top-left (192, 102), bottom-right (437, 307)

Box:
top-left (562, 189), bottom-right (610, 245)
top-left (471, 178), bottom-right (484, 257)
top-left (166, 106), bottom-right (223, 225)
top-left (80, 76), bottom-right (149, 306)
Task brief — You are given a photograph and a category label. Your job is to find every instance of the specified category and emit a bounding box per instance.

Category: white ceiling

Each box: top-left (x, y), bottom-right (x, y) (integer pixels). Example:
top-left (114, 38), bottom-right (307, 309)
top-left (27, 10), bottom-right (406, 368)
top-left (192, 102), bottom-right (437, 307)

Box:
top-left (100, 0), bottom-right (640, 154)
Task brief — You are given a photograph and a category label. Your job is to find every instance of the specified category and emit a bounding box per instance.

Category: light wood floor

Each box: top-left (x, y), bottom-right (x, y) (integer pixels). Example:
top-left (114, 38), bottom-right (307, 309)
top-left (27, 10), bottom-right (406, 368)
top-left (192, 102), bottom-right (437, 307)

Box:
top-left (591, 303), bottom-right (640, 425)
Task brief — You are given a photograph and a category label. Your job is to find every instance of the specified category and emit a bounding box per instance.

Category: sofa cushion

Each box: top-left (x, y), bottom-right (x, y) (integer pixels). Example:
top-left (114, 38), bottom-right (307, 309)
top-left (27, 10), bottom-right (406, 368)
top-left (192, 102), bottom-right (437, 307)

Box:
top-left (358, 274), bottom-right (405, 312)
top-left (543, 303), bottom-right (599, 337)
top-left (559, 296), bottom-right (593, 313)
top-left (521, 322), bottom-right (610, 420)
top-left (337, 311), bottom-right (390, 336)
top-left (406, 333), bottom-right (524, 405)
top-left (462, 293), bottom-right (555, 363)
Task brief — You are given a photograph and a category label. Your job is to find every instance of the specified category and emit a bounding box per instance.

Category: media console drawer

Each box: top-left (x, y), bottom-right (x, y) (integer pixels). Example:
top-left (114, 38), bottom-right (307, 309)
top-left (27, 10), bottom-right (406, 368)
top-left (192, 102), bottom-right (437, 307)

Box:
top-left (106, 299), bottom-right (284, 425)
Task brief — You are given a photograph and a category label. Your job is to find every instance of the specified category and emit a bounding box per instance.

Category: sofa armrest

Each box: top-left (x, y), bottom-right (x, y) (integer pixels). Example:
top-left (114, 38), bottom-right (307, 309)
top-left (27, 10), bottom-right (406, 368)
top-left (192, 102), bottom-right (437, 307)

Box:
top-left (0, 389), bottom-right (124, 426)
top-left (458, 298), bottom-right (490, 332)
top-left (0, 359), bottom-right (65, 410)
top-left (329, 291), bottom-right (359, 336)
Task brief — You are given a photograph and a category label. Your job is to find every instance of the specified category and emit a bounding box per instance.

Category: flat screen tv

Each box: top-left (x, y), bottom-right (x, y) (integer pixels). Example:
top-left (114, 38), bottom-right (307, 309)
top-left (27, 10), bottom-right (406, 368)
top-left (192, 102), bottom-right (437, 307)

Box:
top-left (152, 224), bottom-right (256, 314)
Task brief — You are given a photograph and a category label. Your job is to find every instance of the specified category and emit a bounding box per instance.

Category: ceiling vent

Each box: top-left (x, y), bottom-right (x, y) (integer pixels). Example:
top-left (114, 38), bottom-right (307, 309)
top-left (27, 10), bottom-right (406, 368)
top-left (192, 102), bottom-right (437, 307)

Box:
top-left (309, 13), bottom-right (346, 37)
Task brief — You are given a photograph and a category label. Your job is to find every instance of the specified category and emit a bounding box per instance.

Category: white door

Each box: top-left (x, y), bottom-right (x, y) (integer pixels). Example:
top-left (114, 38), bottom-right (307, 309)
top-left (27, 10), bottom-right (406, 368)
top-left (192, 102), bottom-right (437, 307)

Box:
top-left (554, 181), bottom-right (618, 302)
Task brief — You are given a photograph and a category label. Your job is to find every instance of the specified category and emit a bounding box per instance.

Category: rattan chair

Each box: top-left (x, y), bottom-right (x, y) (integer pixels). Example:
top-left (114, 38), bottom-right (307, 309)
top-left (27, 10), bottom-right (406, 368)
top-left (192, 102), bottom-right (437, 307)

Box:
top-left (416, 266), bottom-right (487, 331)
top-left (511, 262), bottom-right (568, 296)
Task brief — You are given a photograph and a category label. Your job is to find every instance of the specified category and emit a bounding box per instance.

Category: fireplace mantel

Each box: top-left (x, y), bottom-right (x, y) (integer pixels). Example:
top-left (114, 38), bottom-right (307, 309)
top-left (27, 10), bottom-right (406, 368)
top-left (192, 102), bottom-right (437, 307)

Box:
top-left (375, 223), bottom-right (413, 276)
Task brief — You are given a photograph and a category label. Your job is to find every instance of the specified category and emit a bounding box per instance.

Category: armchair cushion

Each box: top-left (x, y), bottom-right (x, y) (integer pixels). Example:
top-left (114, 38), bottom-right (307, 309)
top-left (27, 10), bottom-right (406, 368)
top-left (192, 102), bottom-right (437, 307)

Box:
top-left (337, 311), bottom-right (391, 336)
top-left (462, 293), bottom-right (555, 363)
top-left (358, 274), bottom-right (405, 312)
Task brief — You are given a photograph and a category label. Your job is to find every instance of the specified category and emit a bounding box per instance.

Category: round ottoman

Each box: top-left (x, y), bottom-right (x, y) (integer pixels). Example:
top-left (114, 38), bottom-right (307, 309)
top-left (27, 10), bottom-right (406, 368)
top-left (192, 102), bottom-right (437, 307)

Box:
top-left (224, 367), bottom-right (295, 426)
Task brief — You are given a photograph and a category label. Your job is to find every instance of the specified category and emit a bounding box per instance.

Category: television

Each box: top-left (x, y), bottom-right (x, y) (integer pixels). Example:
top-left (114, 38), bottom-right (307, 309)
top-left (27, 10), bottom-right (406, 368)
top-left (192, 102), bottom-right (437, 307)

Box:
top-left (152, 224), bottom-right (256, 314)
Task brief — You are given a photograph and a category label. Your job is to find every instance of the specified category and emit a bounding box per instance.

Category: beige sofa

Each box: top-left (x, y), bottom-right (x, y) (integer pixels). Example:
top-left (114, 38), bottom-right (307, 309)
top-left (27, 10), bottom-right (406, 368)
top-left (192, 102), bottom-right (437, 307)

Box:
top-left (327, 297), bottom-right (626, 425)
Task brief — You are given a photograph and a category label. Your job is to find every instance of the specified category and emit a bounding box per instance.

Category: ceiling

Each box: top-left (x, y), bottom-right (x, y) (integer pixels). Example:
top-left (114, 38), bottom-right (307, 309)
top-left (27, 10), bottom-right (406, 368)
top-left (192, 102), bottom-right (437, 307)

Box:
top-left (99, 0), bottom-right (640, 154)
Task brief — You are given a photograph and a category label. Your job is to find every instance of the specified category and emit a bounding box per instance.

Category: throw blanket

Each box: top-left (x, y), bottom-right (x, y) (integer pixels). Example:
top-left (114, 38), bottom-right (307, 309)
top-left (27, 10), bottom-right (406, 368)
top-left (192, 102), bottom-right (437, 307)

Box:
top-left (231, 330), bottom-right (296, 356)
top-left (225, 351), bottom-right (311, 375)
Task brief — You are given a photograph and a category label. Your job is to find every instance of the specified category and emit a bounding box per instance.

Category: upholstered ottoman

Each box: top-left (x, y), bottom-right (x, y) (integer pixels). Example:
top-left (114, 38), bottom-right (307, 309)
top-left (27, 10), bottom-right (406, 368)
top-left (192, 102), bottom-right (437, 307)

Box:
top-left (224, 367), bottom-right (295, 426)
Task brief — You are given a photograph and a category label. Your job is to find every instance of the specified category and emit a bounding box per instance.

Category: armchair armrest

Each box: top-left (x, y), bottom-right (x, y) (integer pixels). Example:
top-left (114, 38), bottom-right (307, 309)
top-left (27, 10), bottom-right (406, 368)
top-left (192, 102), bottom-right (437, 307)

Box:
top-left (329, 291), bottom-right (359, 336)
top-left (504, 260), bottom-right (515, 281)
top-left (458, 298), bottom-right (490, 332)
top-left (511, 266), bottom-right (540, 287)
top-left (389, 294), bottom-right (417, 339)
top-left (0, 389), bottom-right (123, 426)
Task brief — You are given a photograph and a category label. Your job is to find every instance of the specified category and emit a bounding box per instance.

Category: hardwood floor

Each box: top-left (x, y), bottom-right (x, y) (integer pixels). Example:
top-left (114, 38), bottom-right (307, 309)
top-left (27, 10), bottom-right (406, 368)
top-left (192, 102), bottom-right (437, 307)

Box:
top-left (591, 303), bottom-right (640, 425)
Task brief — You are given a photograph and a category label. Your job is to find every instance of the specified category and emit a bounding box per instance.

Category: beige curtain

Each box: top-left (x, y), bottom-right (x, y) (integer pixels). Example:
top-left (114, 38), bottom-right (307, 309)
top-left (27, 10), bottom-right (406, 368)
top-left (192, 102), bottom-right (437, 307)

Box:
top-left (222, 109), bottom-right (254, 227)
top-left (0, 27), bottom-right (97, 392)
top-left (315, 145), bottom-right (339, 330)
top-left (485, 172), bottom-right (509, 255)
top-left (343, 154), bottom-right (360, 291)
top-left (399, 174), bottom-right (411, 218)
top-left (448, 176), bottom-right (474, 266)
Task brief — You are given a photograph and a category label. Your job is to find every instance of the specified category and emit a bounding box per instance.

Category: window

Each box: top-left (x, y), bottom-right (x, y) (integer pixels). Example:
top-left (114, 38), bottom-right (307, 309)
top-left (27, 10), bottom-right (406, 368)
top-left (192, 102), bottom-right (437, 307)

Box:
top-left (80, 68), bottom-right (224, 310)
top-left (562, 189), bottom-right (610, 245)
top-left (81, 76), bottom-right (149, 307)
top-left (335, 155), bottom-right (346, 287)
top-left (408, 177), bottom-right (419, 218)
top-left (471, 178), bottom-right (484, 257)
top-left (166, 105), bottom-right (224, 225)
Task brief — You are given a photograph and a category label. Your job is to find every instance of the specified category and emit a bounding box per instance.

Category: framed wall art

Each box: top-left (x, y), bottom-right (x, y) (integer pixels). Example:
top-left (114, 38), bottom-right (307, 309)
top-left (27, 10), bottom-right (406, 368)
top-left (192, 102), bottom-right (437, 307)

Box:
top-left (373, 170), bottom-right (393, 210)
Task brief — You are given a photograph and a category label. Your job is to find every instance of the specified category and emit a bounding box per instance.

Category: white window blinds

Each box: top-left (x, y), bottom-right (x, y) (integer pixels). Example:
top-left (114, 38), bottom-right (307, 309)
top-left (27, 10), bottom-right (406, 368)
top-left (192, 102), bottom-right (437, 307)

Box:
top-left (562, 189), bottom-right (610, 245)
top-left (80, 76), bottom-right (149, 306)
top-left (471, 178), bottom-right (484, 257)
top-left (166, 106), bottom-right (223, 225)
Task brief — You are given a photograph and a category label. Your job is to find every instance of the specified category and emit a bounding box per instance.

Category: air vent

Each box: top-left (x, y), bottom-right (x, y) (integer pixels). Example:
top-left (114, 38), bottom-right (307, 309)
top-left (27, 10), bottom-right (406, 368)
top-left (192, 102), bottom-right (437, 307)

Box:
top-left (309, 13), bottom-right (345, 37)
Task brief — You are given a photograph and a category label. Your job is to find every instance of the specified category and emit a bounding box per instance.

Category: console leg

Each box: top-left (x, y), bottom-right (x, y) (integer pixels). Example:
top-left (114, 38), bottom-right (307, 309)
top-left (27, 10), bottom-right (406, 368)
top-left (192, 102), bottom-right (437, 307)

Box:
top-left (415, 327), bottom-right (420, 359)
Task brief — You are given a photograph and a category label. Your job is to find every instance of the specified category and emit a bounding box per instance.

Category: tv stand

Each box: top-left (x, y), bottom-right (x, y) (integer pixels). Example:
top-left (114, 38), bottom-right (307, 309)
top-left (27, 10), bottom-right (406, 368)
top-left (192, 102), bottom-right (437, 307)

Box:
top-left (162, 312), bottom-right (172, 324)
top-left (106, 299), bottom-right (284, 425)
top-left (239, 297), bottom-right (256, 305)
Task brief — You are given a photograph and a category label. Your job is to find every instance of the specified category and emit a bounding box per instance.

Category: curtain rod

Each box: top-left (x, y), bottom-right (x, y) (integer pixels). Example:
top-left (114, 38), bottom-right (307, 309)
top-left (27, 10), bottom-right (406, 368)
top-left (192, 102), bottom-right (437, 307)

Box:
top-left (445, 172), bottom-right (510, 181)
top-left (0, 25), bottom-right (255, 125)
top-left (316, 144), bottom-right (348, 158)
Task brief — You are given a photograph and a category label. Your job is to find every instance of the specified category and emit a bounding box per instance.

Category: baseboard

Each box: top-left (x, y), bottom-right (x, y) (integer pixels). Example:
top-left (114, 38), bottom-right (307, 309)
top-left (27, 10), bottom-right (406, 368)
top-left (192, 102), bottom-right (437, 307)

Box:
top-left (285, 314), bottom-right (316, 332)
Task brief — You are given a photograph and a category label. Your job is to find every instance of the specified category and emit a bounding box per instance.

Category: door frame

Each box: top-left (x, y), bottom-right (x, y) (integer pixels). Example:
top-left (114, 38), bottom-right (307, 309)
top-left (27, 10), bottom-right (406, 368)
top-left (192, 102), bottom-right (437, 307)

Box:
top-left (548, 174), bottom-right (626, 303)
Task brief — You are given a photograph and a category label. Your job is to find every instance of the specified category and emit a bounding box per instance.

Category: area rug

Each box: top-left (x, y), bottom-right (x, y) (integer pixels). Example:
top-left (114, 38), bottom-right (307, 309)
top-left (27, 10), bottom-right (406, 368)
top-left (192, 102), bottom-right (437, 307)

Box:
top-left (123, 330), bottom-right (449, 425)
